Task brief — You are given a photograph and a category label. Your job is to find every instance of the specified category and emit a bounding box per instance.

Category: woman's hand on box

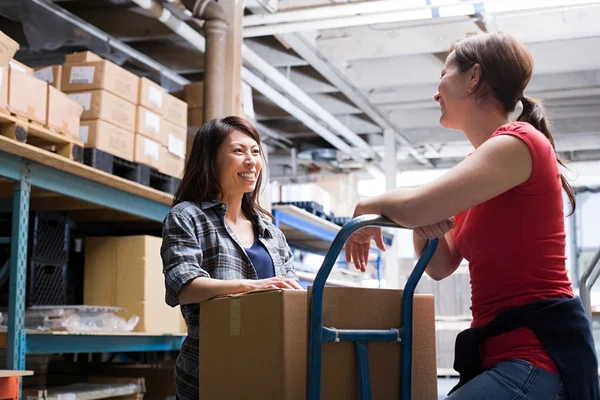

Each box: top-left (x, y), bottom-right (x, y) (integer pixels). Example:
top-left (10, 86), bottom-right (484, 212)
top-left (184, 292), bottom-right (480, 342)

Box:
top-left (245, 276), bottom-right (304, 291)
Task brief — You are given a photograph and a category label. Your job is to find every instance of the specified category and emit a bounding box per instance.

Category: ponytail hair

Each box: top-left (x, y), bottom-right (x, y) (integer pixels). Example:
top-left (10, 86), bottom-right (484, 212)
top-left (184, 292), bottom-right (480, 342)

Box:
top-left (518, 96), bottom-right (576, 215)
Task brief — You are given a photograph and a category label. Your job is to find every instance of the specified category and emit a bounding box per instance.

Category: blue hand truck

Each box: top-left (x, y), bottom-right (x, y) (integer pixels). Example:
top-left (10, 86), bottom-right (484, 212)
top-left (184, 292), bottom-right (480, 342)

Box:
top-left (308, 214), bottom-right (439, 400)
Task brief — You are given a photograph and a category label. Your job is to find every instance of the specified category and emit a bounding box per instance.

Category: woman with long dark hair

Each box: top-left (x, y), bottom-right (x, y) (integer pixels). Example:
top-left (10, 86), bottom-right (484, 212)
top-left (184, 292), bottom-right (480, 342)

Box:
top-left (346, 32), bottom-right (599, 400)
top-left (161, 116), bottom-right (302, 399)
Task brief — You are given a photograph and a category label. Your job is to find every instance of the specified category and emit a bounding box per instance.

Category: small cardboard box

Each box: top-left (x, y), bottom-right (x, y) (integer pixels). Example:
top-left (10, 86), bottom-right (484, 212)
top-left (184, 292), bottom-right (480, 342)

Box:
top-left (199, 287), bottom-right (438, 399)
top-left (7, 67), bottom-right (47, 124)
top-left (62, 60), bottom-right (139, 104)
top-left (0, 30), bottom-right (19, 67)
top-left (47, 86), bottom-right (83, 139)
top-left (79, 119), bottom-right (134, 162)
top-left (163, 118), bottom-right (186, 156)
top-left (188, 107), bottom-right (203, 128)
top-left (184, 81), bottom-right (203, 108)
top-left (84, 235), bottom-right (182, 334)
top-left (138, 77), bottom-right (165, 114)
top-left (34, 65), bottom-right (63, 90)
top-left (160, 146), bottom-right (185, 178)
top-left (69, 90), bottom-right (136, 132)
top-left (134, 133), bottom-right (162, 171)
top-left (162, 92), bottom-right (187, 127)
top-left (65, 51), bottom-right (103, 64)
top-left (135, 105), bottom-right (163, 144)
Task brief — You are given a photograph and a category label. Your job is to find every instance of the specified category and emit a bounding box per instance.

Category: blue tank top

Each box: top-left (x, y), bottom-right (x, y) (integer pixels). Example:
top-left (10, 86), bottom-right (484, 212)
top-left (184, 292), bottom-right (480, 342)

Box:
top-left (245, 227), bottom-right (275, 279)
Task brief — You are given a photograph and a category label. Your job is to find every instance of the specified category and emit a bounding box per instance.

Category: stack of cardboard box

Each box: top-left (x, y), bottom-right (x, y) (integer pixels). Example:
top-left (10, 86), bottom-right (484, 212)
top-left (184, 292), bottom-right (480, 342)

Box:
top-left (158, 83), bottom-right (188, 178)
top-left (61, 51), bottom-right (138, 162)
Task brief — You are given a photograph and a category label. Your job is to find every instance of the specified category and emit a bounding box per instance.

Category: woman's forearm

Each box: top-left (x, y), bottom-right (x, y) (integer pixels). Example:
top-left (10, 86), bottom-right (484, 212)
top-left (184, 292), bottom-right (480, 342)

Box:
top-left (178, 277), bottom-right (252, 304)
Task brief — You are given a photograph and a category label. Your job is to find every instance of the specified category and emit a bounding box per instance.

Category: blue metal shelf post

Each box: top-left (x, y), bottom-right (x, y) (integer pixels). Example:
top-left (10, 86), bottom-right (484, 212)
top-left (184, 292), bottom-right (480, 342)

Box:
top-left (307, 215), bottom-right (438, 400)
top-left (7, 162), bottom-right (30, 378)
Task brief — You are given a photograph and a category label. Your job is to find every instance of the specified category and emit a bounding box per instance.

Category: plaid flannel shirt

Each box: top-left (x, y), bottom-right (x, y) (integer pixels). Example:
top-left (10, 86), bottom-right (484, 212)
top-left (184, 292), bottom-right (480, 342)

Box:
top-left (160, 200), bottom-right (298, 400)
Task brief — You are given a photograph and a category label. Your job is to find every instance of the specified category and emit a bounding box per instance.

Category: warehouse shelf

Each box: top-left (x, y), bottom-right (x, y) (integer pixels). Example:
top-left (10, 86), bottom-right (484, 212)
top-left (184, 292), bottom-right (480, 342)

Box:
top-left (0, 331), bottom-right (185, 354)
top-left (0, 143), bottom-right (173, 374)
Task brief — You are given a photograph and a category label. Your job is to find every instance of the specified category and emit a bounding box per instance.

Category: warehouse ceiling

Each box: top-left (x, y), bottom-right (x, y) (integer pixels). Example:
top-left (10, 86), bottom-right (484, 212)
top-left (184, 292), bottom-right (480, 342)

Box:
top-left (2, 0), bottom-right (600, 181)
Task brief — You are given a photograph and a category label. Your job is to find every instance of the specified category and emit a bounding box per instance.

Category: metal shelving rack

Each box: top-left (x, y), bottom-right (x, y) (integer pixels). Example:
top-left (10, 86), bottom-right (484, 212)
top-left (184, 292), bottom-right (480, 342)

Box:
top-left (0, 149), bottom-right (184, 378)
top-left (272, 205), bottom-right (387, 287)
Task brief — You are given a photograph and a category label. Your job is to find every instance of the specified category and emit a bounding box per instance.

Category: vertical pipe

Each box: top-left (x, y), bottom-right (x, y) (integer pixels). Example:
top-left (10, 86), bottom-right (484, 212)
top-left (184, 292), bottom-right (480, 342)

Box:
top-left (202, 18), bottom-right (228, 122)
top-left (7, 162), bottom-right (30, 387)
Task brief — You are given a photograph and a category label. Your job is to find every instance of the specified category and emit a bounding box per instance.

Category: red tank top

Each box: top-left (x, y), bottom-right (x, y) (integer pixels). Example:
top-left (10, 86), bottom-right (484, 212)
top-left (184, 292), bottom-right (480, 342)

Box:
top-left (453, 122), bottom-right (574, 374)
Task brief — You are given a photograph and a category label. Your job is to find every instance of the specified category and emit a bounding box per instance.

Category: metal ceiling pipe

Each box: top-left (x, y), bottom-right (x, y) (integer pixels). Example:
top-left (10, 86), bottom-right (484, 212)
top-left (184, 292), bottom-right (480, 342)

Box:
top-left (185, 0), bottom-right (228, 123)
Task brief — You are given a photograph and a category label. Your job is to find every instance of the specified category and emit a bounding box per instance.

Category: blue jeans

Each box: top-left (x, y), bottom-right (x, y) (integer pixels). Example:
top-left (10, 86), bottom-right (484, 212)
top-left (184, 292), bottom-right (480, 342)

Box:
top-left (445, 359), bottom-right (566, 400)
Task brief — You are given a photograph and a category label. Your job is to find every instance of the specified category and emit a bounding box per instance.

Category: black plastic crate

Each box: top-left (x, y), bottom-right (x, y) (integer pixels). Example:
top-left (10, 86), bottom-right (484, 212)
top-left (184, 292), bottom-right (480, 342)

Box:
top-left (30, 212), bottom-right (70, 264)
top-left (149, 169), bottom-right (180, 195)
top-left (28, 262), bottom-right (68, 306)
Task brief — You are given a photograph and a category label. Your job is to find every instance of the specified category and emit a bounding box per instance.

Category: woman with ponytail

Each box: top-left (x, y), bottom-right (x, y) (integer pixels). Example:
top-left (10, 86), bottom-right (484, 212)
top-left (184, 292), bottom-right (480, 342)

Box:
top-left (346, 31), bottom-right (598, 399)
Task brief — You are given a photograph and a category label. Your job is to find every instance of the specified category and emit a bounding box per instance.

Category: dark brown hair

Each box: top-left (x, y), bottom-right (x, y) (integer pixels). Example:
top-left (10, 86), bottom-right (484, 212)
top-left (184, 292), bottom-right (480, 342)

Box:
top-left (173, 116), bottom-right (273, 222)
top-left (451, 31), bottom-right (575, 214)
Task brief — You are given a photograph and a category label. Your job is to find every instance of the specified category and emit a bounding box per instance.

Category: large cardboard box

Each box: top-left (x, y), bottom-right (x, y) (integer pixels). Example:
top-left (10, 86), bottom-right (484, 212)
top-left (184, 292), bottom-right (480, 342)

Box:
top-left (65, 51), bottom-right (103, 64)
top-left (163, 118), bottom-right (186, 156)
top-left (199, 288), bottom-right (437, 399)
top-left (184, 81), bottom-right (203, 108)
top-left (7, 67), bottom-right (47, 125)
top-left (84, 235), bottom-right (181, 334)
top-left (138, 77), bottom-right (165, 114)
top-left (135, 105), bottom-right (163, 144)
top-left (69, 90), bottom-right (136, 132)
top-left (47, 86), bottom-right (83, 139)
top-left (160, 146), bottom-right (185, 178)
top-left (35, 65), bottom-right (63, 90)
top-left (0, 31), bottom-right (19, 67)
top-left (79, 119), bottom-right (134, 162)
top-left (134, 133), bottom-right (162, 171)
top-left (162, 92), bottom-right (187, 127)
top-left (62, 60), bottom-right (139, 104)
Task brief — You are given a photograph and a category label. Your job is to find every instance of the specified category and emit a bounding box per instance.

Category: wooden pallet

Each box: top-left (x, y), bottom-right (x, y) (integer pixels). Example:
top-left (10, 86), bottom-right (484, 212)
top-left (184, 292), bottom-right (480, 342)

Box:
top-left (0, 112), bottom-right (83, 162)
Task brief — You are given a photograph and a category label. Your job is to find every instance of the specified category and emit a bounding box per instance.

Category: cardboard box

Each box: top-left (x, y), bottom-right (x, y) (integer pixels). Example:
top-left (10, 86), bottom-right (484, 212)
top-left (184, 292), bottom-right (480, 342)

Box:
top-left (188, 107), bottom-right (204, 127)
top-left (7, 68), bottom-right (48, 124)
top-left (69, 90), bottom-right (136, 132)
top-left (184, 81), bottom-right (203, 108)
top-left (0, 30), bottom-right (19, 67)
top-left (102, 365), bottom-right (176, 400)
top-left (79, 119), bottom-right (135, 162)
top-left (135, 105), bottom-right (163, 143)
top-left (162, 92), bottom-right (187, 127)
top-left (134, 133), bottom-right (162, 170)
top-left (160, 146), bottom-right (185, 178)
top-left (8, 59), bottom-right (33, 76)
top-left (199, 288), bottom-right (437, 399)
top-left (163, 118), bottom-right (186, 156)
top-left (138, 77), bottom-right (165, 114)
top-left (62, 61), bottom-right (139, 104)
top-left (84, 235), bottom-right (181, 334)
top-left (34, 65), bottom-right (63, 90)
top-left (47, 86), bottom-right (83, 139)
top-left (65, 51), bottom-right (103, 64)
top-left (0, 65), bottom-right (8, 111)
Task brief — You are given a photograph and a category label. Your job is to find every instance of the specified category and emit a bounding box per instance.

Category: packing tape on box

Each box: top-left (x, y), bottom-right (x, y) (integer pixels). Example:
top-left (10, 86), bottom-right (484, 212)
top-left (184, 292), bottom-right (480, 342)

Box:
top-left (230, 298), bottom-right (241, 336)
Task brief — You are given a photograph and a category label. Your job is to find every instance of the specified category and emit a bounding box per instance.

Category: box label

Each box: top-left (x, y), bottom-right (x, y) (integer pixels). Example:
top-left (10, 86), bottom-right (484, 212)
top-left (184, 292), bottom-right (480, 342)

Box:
top-left (70, 66), bottom-right (95, 84)
top-left (68, 93), bottom-right (92, 111)
top-left (144, 138), bottom-right (160, 161)
top-left (79, 125), bottom-right (89, 144)
top-left (149, 85), bottom-right (163, 108)
top-left (168, 134), bottom-right (185, 158)
top-left (9, 61), bottom-right (26, 74)
top-left (57, 394), bottom-right (76, 400)
top-left (230, 298), bottom-right (241, 336)
top-left (34, 66), bottom-right (54, 83)
top-left (145, 111), bottom-right (161, 133)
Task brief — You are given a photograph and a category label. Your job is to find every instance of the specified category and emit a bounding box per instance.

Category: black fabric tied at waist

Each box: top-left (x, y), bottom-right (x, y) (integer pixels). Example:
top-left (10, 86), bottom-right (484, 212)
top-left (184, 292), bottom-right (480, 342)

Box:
top-left (449, 297), bottom-right (600, 400)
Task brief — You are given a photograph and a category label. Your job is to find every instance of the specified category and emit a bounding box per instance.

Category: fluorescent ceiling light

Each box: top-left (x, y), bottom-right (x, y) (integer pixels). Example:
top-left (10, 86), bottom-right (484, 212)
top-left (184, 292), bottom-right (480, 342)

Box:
top-left (439, 4), bottom-right (476, 17)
